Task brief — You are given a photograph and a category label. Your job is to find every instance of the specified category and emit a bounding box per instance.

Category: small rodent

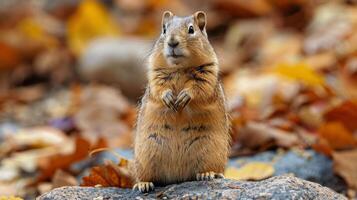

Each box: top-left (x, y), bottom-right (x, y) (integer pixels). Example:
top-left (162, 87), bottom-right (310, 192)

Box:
top-left (133, 11), bottom-right (231, 193)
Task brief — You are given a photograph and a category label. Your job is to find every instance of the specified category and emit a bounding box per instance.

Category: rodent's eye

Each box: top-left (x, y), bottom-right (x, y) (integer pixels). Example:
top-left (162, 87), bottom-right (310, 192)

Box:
top-left (188, 25), bottom-right (194, 34)
top-left (163, 25), bottom-right (166, 34)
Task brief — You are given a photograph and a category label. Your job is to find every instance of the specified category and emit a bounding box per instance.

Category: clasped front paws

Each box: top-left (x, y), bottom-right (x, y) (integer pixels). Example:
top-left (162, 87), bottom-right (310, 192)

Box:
top-left (175, 89), bottom-right (191, 111)
top-left (162, 90), bottom-right (177, 111)
top-left (161, 89), bottom-right (192, 111)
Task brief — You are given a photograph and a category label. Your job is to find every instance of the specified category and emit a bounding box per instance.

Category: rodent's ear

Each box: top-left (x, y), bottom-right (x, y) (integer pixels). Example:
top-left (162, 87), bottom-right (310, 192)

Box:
top-left (194, 11), bottom-right (206, 31)
top-left (162, 11), bottom-right (173, 25)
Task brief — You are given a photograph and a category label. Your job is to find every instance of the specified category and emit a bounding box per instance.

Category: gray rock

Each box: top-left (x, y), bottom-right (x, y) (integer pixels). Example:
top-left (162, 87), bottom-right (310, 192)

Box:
top-left (79, 37), bottom-right (153, 99)
top-left (37, 175), bottom-right (346, 200)
top-left (229, 150), bottom-right (346, 192)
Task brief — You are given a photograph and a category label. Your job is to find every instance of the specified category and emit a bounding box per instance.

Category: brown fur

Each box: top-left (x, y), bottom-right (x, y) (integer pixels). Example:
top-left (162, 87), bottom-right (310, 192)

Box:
top-left (133, 11), bottom-right (230, 187)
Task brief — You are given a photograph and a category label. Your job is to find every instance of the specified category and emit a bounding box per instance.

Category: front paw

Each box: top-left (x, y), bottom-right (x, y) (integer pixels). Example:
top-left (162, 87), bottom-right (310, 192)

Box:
top-left (175, 90), bottom-right (191, 111)
top-left (133, 182), bottom-right (154, 193)
top-left (162, 90), bottom-right (177, 111)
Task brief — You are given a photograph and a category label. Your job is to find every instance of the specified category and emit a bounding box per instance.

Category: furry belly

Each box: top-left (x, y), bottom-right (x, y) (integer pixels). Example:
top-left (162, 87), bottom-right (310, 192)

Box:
top-left (134, 101), bottom-right (228, 184)
top-left (135, 127), bottom-right (227, 185)
top-left (140, 133), bottom-right (209, 184)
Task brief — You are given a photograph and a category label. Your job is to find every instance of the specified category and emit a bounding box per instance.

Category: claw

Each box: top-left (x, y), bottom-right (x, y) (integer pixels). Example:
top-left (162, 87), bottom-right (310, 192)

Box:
top-left (133, 184), bottom-right (138, 190)
top-left (175, 90), bottom-right (191, 110)
top-left (162, 90), bottom-right (177, 111)
top-left (196, 171), bottom-right (224, 181)
top-left (215, 173), bottom-right (225, 179)
top-left (208, 171), bottom-right (215, 180)
top-left (132, 182), bottom-right (155, 193)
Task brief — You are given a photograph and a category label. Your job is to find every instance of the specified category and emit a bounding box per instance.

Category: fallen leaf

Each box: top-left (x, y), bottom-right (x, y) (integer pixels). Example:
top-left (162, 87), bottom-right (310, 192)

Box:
top-left (67, 0), bottom-right (120, 55)
top-left (0, 41), bottom-right (20, 69)
top-left (75, 85), bottom-right (133, 148)
top-left (271, 62), bottom-right (325, 86)
top-left (0, 196), bottom-right (23, 200)
top-left (9, 126), bottom-right (69, 149)
top-left (333, 149), bottom-right (357, 190)
top-left (225, 162), bottom-right (275, 181)
top-left (238, 122), bottom-right (300, 149)
top-left (9, 85), bottom-right (45, 103)
top-left (51, 169), bottom-right (78, 189)
top-left (312, 138), bottom-right (333, 157)
top-left (81, 159), bottom-right (133, 188)
top-left (259, 33), bottom-right (302, 66)
top-left (318, 122), bottom-right (357, 150)
top-left (304, 52), bottom-right (337, 71)
top-left (213, 0), bottom-right (273, 17)
top-left (37, 183), bottom-right (53, 195)
top-left (17, 18), bottom-right (58, 49)
top-left (324, 100), bottom-right (357, 131)
top-left (339, 58), bottom-right (357, 99)
top-left (37, 137), bottom-right (106, 182)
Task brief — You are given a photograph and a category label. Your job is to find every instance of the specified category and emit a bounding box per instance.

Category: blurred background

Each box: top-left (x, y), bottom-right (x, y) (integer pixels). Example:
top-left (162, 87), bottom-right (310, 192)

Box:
top-left (0, 0), bottom-right (356, 199)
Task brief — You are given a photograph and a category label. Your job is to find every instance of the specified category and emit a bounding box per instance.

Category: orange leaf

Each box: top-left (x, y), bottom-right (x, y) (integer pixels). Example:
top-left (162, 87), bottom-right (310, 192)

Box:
top-left (317, 122), bottom-right (356, 150)
top-left (312, 138), bottom-right (333, 157)
top-left (37, 137), bottom-right (106, 182)
top-left (324, 100), bottom-right (357, 131)
top-left (81, 159), bottom-right (133, 188)
top-left (0, 41), bottom-right (20, 69)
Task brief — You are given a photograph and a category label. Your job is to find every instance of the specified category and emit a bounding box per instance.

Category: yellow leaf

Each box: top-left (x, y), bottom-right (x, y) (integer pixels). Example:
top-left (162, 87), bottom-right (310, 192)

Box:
top-left (17, 18), bottom-right (58, 48)
top-left (225, 162), bottom-right (275, 181)
top-left (272, 62), bottom-right (325, 86)
top-left (0, 196), bottom-right (23, 200)
top-left (67, 0), bottom-right (120, 55)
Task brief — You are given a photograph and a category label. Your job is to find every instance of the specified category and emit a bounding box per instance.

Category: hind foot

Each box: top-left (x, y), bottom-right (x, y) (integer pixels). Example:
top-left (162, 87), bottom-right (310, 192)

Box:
top-left (196, 171), bottom-right (225, 181)
top-left (133, 182), bottom-right (154, 193)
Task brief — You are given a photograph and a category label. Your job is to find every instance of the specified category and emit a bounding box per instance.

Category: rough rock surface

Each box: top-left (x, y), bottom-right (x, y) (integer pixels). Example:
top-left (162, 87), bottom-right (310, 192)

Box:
top-left (229, 150), bottom-right (346, 192)
top-left (38, 175), bottom-right (346, 200)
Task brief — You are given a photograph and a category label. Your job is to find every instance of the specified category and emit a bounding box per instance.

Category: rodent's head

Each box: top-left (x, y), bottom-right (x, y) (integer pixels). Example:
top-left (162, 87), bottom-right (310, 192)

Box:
top-left (150, 11), bottom-right (217, 67)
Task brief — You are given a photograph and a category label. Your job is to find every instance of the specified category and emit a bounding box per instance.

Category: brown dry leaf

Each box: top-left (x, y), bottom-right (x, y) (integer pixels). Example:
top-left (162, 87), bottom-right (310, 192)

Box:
top-left (9, 126), bottom-right (69, 149)
top-left (312, 138), bottom-right (333, 157)
top-left (51, 169), bottom-right (78, 189)
top-left (303, 2), bottom-right (356, 54)
top-left (333, 149), bottom-right (357, 190)
top-left (81, 159), bottom-right (133, 188)
top-left (225, 162), bottom-right (275, 181)
top-left (213, 0), bottom-right (273, 17)
top-left (259, 34), bottom-right (302, 66)
top-left (324, 100), bottom-right (357, 131)
top-left (75, 85), bottom-right (133, 148)
top-left (0, 41), bottom-right (20, 69)
top-left (304, 52), bottom-right (337, 71)
top-left (238, 122), bottom-right (300, 149)
top-left (37, 137), bottom-right (107, 182)
top-left (318, 122), bottom-right (357, 150)
top-left (9, 85), bottom-right (45, 103)
top-left (338, 58), bottom-right (357, 99)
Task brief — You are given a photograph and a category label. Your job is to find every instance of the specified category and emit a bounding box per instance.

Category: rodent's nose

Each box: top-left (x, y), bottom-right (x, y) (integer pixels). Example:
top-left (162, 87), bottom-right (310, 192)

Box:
top-left (168, 40), bottom-right (179, 48)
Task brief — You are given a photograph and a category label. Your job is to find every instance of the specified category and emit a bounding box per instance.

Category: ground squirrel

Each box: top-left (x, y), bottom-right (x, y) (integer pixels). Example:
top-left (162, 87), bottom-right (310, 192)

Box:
top-left (133, 11), bottom-right (231, 193)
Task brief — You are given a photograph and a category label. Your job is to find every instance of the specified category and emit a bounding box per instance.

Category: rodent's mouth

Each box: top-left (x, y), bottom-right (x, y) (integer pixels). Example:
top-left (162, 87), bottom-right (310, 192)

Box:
top-left (166, 48), bottom-right (185, 59)
top-left (167, 54), bottom-right (184, 58)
